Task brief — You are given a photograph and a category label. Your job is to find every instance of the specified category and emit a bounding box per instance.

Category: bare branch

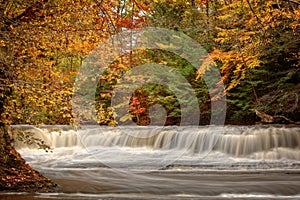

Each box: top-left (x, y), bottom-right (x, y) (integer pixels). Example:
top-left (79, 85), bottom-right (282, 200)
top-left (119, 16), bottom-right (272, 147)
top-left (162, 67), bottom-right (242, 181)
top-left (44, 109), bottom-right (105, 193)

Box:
top-left (274, 115), bottom-right (294, 123)
top-left (284, 0), bottom-right (300, 5)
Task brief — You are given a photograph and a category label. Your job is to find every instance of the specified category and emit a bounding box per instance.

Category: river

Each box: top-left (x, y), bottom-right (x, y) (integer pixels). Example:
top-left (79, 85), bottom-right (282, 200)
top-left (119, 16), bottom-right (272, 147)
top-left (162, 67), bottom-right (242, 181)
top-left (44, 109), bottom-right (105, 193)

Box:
top-left (0, 125), bottom-right (299, 199)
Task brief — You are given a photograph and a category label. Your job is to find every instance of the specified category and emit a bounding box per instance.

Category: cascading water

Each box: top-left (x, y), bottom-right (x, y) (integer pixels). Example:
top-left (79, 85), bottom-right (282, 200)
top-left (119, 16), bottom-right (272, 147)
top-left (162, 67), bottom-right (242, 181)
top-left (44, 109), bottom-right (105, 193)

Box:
top-left (12, 125), bottom-right (300, 160)
top-left (4, 125), bottom-right (300, 200)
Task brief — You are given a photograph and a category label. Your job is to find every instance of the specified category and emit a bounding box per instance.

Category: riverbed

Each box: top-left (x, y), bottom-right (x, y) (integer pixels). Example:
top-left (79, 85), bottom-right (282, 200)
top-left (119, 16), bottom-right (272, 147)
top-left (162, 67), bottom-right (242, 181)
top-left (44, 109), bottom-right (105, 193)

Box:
top-left (1, 125), bottom-right (299, 199)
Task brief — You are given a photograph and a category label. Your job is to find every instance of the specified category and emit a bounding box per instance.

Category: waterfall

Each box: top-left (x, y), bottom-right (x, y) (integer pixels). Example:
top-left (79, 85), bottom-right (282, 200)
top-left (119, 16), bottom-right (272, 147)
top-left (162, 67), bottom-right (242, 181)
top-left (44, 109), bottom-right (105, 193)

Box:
top-left (11, 125), bottom-right (300, 160)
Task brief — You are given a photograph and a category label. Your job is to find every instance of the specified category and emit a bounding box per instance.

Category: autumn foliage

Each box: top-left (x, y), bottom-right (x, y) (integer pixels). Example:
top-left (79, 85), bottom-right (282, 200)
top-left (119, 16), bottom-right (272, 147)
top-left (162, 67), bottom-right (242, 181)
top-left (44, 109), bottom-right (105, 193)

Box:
top-left (0, 0), bottom-right (299, 126)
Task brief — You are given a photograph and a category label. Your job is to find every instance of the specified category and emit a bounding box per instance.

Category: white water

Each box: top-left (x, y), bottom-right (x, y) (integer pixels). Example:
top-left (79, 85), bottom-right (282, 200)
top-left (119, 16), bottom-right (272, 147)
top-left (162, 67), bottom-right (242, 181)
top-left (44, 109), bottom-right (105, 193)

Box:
top-left (3, 125), bottom-right (300, 199)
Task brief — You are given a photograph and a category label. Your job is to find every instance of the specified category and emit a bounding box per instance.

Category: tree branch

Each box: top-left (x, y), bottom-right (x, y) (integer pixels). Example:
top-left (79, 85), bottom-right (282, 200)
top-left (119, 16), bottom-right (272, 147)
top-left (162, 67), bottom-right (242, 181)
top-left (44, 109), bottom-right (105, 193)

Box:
top-left (245, 0), bottom-right (263, 26)
top-left (93, 0), bottom-right (117, 34)
top-left (284, 0), bottom-right (300, 6)
top-left (3, 0), bottom-right (48, 26)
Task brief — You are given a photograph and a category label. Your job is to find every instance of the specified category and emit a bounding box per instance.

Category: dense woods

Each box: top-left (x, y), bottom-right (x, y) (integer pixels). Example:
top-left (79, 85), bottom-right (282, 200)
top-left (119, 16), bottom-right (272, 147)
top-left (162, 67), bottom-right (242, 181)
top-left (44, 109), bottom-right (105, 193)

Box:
top-left (0, 0), bottom-right (299, 192)
top-left (0, 0), bottom-right (299, 127)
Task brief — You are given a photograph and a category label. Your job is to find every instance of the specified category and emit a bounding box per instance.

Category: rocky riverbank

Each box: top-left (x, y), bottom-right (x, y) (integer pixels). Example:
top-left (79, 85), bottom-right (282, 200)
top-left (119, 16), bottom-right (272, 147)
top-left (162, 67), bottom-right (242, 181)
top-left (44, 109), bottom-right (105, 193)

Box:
top-left (0, 126), bottom-right (56, 192)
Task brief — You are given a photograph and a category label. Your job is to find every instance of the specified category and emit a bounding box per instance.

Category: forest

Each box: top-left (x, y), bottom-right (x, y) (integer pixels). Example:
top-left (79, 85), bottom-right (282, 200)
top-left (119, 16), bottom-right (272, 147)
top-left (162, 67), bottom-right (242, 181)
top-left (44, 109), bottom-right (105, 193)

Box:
top-left (0, 0), bottom-right (299, 191)
top-left (0, 0), bottom-right (299, 127)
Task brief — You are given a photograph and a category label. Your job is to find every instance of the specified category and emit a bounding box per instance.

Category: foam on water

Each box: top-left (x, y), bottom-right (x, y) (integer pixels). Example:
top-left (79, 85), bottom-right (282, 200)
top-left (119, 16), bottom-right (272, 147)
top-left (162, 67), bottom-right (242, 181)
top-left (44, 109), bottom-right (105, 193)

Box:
top-left (12, 125), bottom-right (300, 169)
top-left (5, 125), bottom-right (300, 200)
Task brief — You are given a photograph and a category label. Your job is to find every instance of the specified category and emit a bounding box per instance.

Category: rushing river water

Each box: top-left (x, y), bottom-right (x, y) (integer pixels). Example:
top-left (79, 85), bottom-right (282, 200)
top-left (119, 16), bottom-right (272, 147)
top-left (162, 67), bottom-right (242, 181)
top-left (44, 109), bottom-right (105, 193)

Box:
top-left (1, 125), bottom-right (300, 200)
